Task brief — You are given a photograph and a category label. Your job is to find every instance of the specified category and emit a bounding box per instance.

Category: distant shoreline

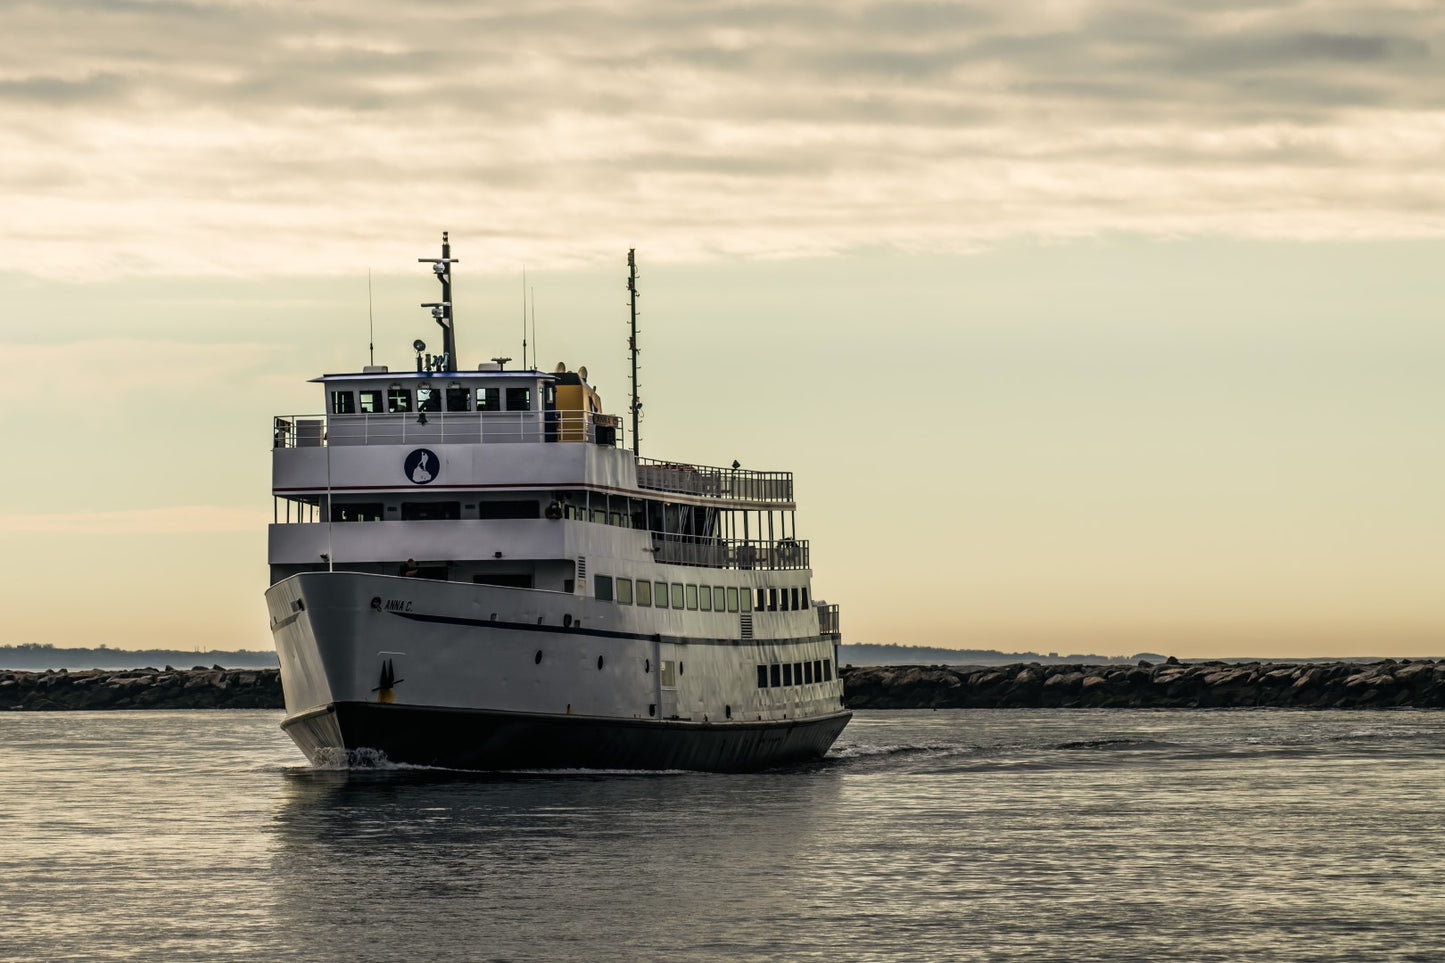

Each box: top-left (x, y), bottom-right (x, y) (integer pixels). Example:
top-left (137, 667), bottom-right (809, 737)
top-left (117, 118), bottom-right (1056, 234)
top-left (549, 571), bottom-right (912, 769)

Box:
top-left (3, 660), bottom-right (1442, 711)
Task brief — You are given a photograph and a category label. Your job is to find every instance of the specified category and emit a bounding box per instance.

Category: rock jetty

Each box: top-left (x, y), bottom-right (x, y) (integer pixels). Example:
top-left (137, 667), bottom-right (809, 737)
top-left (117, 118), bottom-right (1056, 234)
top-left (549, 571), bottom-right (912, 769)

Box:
top-left (841, 659), bottom-right (1445, 709)
top-left (0, 667), bottom-right (283, 711)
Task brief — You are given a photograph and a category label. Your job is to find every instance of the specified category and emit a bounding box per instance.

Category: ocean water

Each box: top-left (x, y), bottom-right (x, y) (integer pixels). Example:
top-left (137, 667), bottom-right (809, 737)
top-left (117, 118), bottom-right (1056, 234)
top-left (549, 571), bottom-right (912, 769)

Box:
top-left (3, 709), bottom-right (1442, 962)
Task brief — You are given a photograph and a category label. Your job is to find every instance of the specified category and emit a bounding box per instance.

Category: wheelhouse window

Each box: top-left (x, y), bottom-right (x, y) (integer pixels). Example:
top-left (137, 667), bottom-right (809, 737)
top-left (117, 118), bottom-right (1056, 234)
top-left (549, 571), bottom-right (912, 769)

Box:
top-left (359, 390), bottom-right (383, 413)
top-left (330, 390), bottom-right (356, 414)
top-left (595, 575), bottom-right (614, 602)
top-left (476, 387), bottom-right (501, 411)
top-left (416, 386), bottom-right (441, 412)
top-left (445, 386), bottom-right (470, 411)
top-left (505, 386), bottom-right (532, 411)
top-left (387, 388), bottom-right (412, 413)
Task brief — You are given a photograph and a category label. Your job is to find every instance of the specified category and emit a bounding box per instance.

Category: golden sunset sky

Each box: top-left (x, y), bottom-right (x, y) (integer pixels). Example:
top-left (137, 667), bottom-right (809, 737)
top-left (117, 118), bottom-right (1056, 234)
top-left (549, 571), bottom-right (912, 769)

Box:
top-left (1, 0), bottom-right (1440, 658)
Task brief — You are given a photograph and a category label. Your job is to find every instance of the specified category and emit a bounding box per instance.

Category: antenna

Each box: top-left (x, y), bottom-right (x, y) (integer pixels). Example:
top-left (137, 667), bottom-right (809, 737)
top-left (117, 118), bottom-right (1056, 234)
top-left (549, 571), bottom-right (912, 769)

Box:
top-left (628, 249), bottom-right (641, 458)
top-left (530, 287), bottom-right (537, 373)
top-left (521, 266), bottom-right (528, 370)
top-left (418, 232), bottom-right (459, 371)
top-left (367, 269), bottom-right (375, 366)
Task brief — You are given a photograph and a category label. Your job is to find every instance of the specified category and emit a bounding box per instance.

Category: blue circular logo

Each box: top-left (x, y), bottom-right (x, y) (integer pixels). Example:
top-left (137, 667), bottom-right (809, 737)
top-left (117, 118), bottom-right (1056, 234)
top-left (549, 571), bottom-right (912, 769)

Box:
top-left (404, 448), bottom-right (439, 485)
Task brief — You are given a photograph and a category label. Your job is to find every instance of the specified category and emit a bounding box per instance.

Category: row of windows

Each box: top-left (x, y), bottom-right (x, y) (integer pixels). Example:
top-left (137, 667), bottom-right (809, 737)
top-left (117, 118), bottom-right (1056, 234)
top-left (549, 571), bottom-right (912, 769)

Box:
top-left (756, 586), bottom-right (809, 612)
top-left (595, 576), bottom-right (756, 613)
top-left (757, 659), bottom-right (833, 689)
top-left (331, 386), bottom-right (533, 415)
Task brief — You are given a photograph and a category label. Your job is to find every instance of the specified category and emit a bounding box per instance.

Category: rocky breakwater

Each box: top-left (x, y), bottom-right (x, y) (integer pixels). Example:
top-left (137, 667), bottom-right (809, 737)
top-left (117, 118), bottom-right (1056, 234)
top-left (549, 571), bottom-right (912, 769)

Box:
top-left (841, 659), bottom-right (1445, 710)
top-left (0, 667), bottom-right (284, 710)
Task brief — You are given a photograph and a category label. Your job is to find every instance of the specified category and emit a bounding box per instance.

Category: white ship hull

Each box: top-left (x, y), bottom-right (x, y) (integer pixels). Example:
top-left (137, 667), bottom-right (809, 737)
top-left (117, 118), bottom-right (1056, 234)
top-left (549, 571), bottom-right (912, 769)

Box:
top-left (267, 572), bottom-right (850, 771)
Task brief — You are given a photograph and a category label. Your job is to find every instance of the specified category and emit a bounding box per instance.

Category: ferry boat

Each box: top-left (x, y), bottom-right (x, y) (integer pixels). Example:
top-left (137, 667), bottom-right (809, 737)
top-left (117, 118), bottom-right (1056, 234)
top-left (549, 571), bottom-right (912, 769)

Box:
top-left (266, 235), bottom-right (850, 771)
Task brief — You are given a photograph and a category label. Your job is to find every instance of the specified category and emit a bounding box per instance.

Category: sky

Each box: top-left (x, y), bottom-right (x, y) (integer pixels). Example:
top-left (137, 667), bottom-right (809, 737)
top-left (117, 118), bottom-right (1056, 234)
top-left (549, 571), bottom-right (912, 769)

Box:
top-left (1, 0), bottom-right (1441, 658)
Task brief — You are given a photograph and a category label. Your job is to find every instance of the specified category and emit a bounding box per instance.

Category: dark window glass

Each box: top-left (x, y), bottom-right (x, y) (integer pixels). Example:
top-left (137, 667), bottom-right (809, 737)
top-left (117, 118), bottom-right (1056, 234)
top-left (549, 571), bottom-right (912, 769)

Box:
top-left (791, 588), bottom-right (800, 610)
top-left (802, 587), bottom-right (809, 608)
top-left (804, 661), bottom-right (814, 684)
top-left (476, 387), bottom-right (500, 411)
top-left (445, 386), bottom-right (470, 411)
top-left (782, 663), bottom-right (793, 686)
top-left (768, 589), bottom-right (778, 612)
top-left (476, 500), bottom-right (538, 519)
top-left (794, 662), bottom-right (803, 684)
top-left (505, 386), bottom-right (532, 411)
top-left (756, 588), bottom-right (766, 611)
top-left (400, 501), bottom-right (460, 520)
top-left (358, 390), bottom-right (383, 413)
top-left (757, 665), bottom-right (768, 689)
top-left (416, 386), bottom-right (441, 411)
top-left (814, 659), bottom-right (823, 683)
top-left (330, 391), bottom-right (355, 414)
top-left (770, 664), bottom-right (781, 687)
top-left (824, 659), bottom-right (833, 681)
top-left (330, 502), bottom-right (383, 522)
top-left (595, 575), bottom-right (614, 602)
top-left (387, 388), bottom-right (412, 413)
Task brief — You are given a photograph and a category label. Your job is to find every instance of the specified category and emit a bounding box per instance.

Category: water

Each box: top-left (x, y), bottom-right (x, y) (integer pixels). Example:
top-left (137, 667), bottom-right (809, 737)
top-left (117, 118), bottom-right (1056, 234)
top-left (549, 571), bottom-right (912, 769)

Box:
top-left (3, 709), bottom-right (1442, 962)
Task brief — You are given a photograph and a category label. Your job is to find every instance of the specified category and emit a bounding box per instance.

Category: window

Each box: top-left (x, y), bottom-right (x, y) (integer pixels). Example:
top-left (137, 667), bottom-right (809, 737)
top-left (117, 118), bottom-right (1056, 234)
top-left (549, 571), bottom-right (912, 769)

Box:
top-left (804, 661), bottom-right (814, 684)
top-left (713, 586), bottom-right (725, 611)
top-left (330, 391), bottom-right (355, 414)
top-left (591, 509), bottom-right (607, 524)
top-left (814, 659), bottom-right (823, 683)
top-left (359, 390), bottom-right (383, 413)
top-left (416, 386), bottom-right (441, 412)
top-left (756, 588), bottom-right (766, 611)
top-left (655, 581), bottom-right (669, 608)
top-left (330, 502), bottom-right (383, 522)
top-left (670, 583), bottom-right (684, 609)
top-left (595, 575), bottom-right (613, 602)
top-left (824, 659), bottom-right (833, 681)
top-left (768, 588), bottom-right (778, 612)
top-left (445, 386), bottom-right (470, 411)
top-left (636, 580), bottom-right (653, 606)
top-left (793, 662), bottom-right (803, 684)
top-left (685, 585), bottom-right (698, 610)
top-left (505, 386), bottom-right (532, 411)
top-left (792, 588), bottom-right (801, 611)
top-left (698, 586), bottom-right (711, 611)
top-left (727, 587), bottom-right (739, 612)
top-left (802, 587), bottom-right (809, 608)
top-left (616, 578), bottom-right (633, 604)
top-left (476, 387), bottom-right (500, 411)
top-left (782, 663), bottom-right (793, 686)
top-left (757, 665), bottom-right (769, 689)
top-left (400, 501), bottom-right (460, 520)
top-left (781, 588), bottom-right (790, 611)
top-left (476, 500), bottom-right (539, 519)
top-left (770, 664), bottom-right (781, 687)
top-left (741, 590), bottom-right (752, 613)
top-left (387, 388), bottom-right (412, 413)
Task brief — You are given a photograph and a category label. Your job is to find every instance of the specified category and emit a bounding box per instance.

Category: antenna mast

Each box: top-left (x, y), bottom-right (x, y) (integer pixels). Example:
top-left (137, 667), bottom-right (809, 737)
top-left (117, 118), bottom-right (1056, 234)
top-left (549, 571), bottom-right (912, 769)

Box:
top-left (367, 269), bottom-right (375, 366)
top-left (418, 232), bottom-right (458, 371)
top-left (627, 249), bottom-right (641, 458)
top-left (521, 267), bottom-right (528, 370)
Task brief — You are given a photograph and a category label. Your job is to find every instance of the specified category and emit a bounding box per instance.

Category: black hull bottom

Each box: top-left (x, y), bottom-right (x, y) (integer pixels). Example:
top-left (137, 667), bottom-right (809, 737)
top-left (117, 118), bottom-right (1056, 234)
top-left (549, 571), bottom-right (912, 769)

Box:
top-left (282, 702), bottom-right (853, 773)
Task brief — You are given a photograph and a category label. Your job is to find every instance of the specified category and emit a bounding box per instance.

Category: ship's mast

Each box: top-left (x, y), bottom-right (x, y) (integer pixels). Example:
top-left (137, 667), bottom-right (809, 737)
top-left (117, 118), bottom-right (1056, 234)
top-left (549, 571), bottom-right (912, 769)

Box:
top-left (628, 249), bottom-right (641, 458)
top-left (419, 232), bottom-right (459, 371)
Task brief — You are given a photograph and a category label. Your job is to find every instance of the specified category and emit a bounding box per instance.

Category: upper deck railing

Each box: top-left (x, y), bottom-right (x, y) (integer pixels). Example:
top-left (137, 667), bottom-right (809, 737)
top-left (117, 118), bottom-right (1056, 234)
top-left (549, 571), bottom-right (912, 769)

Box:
top-left (635, 457), bottom-right (793, 504)
top-left (273, 411), bottom-right (623, 449)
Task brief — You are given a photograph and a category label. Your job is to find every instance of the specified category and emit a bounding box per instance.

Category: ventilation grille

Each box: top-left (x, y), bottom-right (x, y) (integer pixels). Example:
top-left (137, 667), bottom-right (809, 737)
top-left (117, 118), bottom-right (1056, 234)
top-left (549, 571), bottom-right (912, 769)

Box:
top-left (576, 556), bottom-right (587, 579)
top-left (740, 613), bottom-right (753, 640)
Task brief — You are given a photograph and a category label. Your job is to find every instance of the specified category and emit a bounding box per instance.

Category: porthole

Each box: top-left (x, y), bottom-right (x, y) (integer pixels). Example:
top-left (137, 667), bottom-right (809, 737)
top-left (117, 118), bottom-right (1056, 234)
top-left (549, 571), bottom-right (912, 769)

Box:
top-left (597, 655), bottom-right (605, 670)
top-left (534, 650), bottom-right (543, 664)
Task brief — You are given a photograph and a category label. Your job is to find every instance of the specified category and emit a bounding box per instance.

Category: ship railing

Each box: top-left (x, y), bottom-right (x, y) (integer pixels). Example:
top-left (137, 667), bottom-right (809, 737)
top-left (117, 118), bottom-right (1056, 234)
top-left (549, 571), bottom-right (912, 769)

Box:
top-left (650, 534), bottom-right (810, 571)
top-left (635, 457), bottom-right (793, 504)
top-left (272, 411), bottom-right (624, 448)
top-left (815, 602), bottom-right (841, 639)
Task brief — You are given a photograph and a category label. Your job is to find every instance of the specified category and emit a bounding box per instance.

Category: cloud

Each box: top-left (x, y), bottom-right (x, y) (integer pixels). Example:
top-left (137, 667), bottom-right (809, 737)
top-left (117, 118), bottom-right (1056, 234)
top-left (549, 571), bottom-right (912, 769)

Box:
top-left (0, 505), bottom-right (265, 535)
top-left (2, 0), bottom-right (1444, 277)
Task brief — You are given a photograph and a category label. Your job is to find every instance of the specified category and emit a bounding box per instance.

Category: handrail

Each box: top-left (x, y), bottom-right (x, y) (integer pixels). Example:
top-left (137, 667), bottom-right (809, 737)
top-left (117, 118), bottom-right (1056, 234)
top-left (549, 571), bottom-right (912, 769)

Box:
top-left (650, 534), bottom-right (809, 571)
top-left (272, 411), bottom-right (623, 449)
top-left (635, 457), bottom-right (793, 504)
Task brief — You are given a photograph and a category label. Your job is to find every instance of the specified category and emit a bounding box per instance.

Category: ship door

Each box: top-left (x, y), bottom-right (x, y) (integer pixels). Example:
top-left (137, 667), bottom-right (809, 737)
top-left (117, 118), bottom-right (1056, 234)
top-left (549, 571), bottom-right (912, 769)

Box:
top-left (656, 641), bottom-right (679, 720)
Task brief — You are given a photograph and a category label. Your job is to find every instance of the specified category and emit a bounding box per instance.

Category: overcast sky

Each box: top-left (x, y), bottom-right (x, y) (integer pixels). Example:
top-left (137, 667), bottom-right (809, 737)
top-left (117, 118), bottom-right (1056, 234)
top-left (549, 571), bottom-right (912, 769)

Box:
top-left (1, 0), bottom-right (1441, 657)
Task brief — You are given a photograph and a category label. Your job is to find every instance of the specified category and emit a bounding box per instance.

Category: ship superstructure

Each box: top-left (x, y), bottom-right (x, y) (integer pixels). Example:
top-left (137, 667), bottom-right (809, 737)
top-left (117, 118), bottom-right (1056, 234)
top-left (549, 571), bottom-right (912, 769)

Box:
top-left (265, 236), bottom-right (849, 771)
